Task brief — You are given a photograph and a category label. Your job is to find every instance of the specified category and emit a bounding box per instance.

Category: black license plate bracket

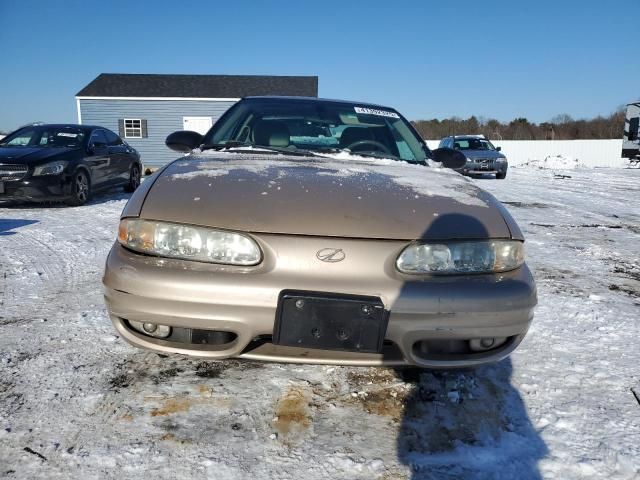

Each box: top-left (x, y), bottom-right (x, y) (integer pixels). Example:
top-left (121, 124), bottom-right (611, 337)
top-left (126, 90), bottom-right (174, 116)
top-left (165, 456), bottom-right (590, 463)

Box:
top-left (273, 290), bottom-right (389, 353)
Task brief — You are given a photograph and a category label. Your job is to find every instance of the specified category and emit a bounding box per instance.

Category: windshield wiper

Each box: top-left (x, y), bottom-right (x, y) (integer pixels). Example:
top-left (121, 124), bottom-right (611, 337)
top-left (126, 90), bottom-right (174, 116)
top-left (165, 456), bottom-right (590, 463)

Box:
top-left (313, 146), bottom-right (428, 165)
top-left (200, 141), bottom-right (317, 157)
top-left (313, 147), bottom-right (400, 161)
top-left (200, 140), bottom-right (249, 150)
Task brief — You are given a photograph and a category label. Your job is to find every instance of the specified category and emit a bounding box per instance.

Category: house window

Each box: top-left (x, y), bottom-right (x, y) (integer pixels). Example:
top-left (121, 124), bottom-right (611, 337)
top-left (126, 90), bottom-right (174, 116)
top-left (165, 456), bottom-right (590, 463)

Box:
top-left (124, 119), bottom-right (142, 138)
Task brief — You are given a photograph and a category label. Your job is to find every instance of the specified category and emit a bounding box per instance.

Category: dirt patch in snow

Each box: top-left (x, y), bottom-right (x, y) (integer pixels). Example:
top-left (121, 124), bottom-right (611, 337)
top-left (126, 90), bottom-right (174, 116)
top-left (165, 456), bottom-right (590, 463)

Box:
top-left (273, 385), bottom-right (312, 443)
top-left (349, 389), bottom-right (409, 420)
top-left (194, 359), bottom-right (262, 378)
top-left (151, 397), bottom-right (193, 417)
top-left (501, 201), bottom-right (551, 209)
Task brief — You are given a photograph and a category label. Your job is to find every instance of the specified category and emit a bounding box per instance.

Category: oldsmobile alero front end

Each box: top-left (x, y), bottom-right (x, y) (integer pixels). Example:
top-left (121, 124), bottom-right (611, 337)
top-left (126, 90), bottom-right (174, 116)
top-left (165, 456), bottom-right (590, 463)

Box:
top-left (103, 96), bottom-right (536, 368)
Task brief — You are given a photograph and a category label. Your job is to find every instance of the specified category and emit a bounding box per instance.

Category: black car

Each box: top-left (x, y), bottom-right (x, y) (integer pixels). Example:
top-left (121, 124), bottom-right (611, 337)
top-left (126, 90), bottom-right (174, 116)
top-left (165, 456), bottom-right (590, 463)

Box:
top-left (0, 124), bottom-right (142, 205)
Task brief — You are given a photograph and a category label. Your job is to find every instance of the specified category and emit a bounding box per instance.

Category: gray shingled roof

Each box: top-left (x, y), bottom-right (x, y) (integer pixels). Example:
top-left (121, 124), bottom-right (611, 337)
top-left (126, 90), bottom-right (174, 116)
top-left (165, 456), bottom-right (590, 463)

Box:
top-left (77, 73), bottom-right (318, 98)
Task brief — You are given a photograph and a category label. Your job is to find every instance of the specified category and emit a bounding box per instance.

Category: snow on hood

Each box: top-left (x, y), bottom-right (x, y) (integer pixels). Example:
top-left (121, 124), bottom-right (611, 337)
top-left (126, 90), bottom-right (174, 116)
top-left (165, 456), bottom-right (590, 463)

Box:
top-left (169, 148), bottom-right (488, 208)
top-left (137, 150), bottom-right (513, 240)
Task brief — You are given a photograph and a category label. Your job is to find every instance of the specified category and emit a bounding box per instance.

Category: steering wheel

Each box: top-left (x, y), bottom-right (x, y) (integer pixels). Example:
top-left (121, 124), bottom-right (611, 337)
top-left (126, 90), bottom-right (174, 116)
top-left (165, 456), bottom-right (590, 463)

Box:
top-left (344, 139), bottom-right (391, 154)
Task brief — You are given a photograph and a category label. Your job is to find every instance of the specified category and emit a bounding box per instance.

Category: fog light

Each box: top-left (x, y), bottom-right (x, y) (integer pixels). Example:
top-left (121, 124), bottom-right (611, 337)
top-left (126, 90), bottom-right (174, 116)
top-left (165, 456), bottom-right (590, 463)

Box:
top-left (143, 322), bottom-right (157, 333)
top-left (129, 320), bottom-right (171, 338)
top-left (469, 337), bottom-right (507, 352)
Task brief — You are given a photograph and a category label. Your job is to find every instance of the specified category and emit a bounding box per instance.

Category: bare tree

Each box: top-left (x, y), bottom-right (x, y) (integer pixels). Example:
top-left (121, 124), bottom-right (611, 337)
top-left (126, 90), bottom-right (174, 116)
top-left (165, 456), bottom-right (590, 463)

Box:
top-left (413, 108), bottom-right (625, 140)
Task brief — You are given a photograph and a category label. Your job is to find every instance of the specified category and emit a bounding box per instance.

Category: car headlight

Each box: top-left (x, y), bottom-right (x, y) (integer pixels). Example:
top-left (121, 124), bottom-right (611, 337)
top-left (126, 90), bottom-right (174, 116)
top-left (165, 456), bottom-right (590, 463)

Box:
top-left (118, 219), bottom-right (262, 265)
top-left (396, 240), bottom-right (524, 274)
top-left (33, 161), bottom-right (67, 176)
top-left (496, 157), bottom-right (507, 163)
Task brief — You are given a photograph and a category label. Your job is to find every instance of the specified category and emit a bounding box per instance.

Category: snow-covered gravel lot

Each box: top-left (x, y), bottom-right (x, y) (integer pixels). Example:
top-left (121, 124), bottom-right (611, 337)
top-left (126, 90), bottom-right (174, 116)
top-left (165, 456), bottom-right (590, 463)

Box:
top-left (1, 167), bottom-right (639, 479)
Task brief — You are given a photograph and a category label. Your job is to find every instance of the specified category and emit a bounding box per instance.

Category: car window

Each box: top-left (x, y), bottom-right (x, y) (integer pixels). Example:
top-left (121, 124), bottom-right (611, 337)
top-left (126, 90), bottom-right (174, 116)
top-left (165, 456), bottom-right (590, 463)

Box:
top-left (89, 130), bottom-right (108, 146)
top-left (205, 99), bottom-right (428, 162)
top-left (0, 126), bottom-right (84, 148)
top-left (104, 129), bottom-right (123, 146)
top-left (4, 129), bottom-right (37, 146)
top-left (453, 138), bottom-right (495, 151)
top-left (440, 138), bottom-right (452, 148)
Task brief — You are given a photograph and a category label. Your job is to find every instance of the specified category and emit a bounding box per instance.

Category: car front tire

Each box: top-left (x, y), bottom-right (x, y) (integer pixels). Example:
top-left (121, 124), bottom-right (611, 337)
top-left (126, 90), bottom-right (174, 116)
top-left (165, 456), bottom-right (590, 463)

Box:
top-left (496, 171), bottom-right (507, 179)
top-left (66, 170), bottom-right (91, 206)
top-left (124, 163), bottom-right (141, 193)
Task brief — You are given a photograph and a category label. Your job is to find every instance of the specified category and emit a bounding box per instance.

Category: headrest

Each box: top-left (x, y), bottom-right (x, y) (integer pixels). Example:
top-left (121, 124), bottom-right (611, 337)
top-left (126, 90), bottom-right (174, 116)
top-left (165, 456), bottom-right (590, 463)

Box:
top-left (253, 120), bottom-right (290, 148)
top-left (339, 127), bottom-right (374, 148)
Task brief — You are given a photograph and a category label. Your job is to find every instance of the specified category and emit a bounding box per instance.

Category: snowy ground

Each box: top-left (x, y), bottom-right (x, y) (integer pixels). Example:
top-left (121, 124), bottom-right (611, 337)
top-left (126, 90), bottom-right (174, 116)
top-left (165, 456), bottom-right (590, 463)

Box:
top-left (1, 167), bottom-right (639, 479)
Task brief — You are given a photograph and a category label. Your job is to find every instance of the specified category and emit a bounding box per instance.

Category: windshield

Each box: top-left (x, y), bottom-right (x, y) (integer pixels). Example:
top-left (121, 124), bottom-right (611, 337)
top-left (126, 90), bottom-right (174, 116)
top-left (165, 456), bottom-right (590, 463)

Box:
top-left (0, 126), bottom-right (85, 148)
top-left (452, 138), bottom-right (496, 151)
top-left (203, 98), bottom-right (428, 162)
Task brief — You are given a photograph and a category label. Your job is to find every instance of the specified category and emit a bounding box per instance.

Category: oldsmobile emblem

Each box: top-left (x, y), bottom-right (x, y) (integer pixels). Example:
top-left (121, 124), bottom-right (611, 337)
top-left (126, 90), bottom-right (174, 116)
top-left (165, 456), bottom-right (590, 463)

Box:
top-left (316, 248), bottom-right (346, 263)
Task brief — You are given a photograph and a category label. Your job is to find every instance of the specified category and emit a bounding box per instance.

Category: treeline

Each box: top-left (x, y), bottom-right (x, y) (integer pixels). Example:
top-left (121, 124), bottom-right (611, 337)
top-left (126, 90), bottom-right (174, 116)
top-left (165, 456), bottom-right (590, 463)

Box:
top-left (412, 109), bottom-right (625, 140)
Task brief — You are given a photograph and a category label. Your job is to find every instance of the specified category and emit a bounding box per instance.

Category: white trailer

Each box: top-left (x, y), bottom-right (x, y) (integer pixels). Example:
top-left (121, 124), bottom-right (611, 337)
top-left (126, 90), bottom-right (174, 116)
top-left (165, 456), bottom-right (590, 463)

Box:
top-left (622, 102), bottom-right (640, 165)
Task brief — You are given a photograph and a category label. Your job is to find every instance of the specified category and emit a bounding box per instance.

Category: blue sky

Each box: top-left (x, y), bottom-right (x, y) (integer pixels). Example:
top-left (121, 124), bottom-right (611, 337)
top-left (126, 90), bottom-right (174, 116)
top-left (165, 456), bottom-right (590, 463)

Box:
top-left (0, 0), bottom-right (637, 131)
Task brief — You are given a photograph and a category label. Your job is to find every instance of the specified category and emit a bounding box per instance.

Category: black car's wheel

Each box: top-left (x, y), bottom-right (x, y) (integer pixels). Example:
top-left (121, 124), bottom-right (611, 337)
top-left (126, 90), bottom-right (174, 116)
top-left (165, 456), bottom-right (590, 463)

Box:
top-left (496, 171), bottom-right (507, 179)
top-left (66, 170), bottom-right (91, 206)
top-left (124, 163), bottom-right (141, 193)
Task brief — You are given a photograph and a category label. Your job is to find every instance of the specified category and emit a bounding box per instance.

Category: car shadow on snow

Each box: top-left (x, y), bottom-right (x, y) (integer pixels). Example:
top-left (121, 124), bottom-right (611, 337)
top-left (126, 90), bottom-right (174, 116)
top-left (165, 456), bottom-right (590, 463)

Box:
top-left (391, 212), bottom-right (547, 479)
top-left (0, 218), bottom-right (38, 235)
top-left (395, 361), bottom-right (547, 479)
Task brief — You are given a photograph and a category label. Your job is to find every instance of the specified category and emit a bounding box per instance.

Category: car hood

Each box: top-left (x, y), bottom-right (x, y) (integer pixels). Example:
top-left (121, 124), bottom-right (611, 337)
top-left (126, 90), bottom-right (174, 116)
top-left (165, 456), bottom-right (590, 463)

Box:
top-left (137, 151), bottom-right (514, 240)
top-left (0, 146), bottom-right (79, 164)
top-left (463, 150), bottom-right (506, 160)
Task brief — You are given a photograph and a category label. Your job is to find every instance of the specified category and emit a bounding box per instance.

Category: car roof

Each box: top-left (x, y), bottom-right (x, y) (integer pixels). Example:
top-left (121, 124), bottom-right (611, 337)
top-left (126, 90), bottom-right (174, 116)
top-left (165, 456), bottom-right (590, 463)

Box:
top-left (446, 135), bottom-right (487, 140)
top-left (242, 96), bottom-right (399, 111)
top-left (18, 123), bottom-right (103, 132)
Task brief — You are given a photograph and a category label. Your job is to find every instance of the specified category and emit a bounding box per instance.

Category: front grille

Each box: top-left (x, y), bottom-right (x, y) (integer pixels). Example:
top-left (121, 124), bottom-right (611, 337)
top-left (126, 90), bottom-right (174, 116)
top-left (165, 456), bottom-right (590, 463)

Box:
top-left (476, 158), bottom-right (496, 165)
top-left (0, 164), bottom-right (28, 181)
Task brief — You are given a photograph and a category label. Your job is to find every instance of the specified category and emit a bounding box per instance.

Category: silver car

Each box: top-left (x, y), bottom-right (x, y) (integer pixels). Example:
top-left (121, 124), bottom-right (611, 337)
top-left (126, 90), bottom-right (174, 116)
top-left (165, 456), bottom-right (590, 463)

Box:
top-left (103, 97), bottom-right (536, 368)
top-left (439, 135), bottom-right (508, 179)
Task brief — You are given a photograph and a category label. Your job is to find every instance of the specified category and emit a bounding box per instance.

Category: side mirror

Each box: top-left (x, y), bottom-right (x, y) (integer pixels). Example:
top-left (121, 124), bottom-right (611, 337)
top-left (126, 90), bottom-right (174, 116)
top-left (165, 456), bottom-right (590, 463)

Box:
top-left (166, 130), bottom-right (203, 152)
top-left (431, 147), bottom-right (467, 169)
top-left (496, 146), bottom-right (502, 152)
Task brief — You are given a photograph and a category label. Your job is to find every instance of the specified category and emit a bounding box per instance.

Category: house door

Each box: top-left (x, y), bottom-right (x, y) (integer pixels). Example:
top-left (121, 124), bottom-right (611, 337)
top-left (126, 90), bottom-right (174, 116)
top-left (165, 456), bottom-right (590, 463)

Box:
top-left (183, 116), bottom-right (213, 135)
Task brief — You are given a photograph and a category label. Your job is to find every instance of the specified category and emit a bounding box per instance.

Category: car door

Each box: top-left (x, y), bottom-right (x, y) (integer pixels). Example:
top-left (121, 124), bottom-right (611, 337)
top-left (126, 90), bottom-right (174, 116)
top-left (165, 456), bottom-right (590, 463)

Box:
top-left (86, 129), bottom-right (111, 188)
top-left (104, 129), bottom-right (130, 184)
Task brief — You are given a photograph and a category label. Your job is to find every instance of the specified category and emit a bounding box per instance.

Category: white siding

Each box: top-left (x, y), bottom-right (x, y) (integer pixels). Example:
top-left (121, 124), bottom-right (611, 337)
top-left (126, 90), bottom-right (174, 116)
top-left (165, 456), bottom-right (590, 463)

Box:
top-left (426, 139), bottom-right (627, 168)
top-left (78, 98), bottom-right (237, 166)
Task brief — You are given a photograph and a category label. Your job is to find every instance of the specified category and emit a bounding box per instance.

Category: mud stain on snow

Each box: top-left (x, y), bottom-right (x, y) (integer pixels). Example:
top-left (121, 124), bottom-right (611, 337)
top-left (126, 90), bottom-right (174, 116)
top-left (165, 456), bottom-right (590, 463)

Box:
top-left (197, 384), bottom-right (213, 396)
top-left (151, 397), bottom-right (193, 417)
top-left (273, 386), bottom-right (311, 442)
top-left (150, 393), bottom-right (232, 418)
top-left (344, 368), bottom-right (410, 420)
top-left (350, 389), bottom-right (409, 421)
top-left (501, 201), bottom-right (551, 209)
top-left (158, 432), bottom-right (191, 444)
top-left (194, 359), bottom-right (263, 378)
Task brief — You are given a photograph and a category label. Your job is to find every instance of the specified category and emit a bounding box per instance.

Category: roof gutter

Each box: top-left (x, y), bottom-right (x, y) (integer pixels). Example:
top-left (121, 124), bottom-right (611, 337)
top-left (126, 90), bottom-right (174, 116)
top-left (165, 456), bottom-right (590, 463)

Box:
top-left (75, 96), bottom-right (241, 101)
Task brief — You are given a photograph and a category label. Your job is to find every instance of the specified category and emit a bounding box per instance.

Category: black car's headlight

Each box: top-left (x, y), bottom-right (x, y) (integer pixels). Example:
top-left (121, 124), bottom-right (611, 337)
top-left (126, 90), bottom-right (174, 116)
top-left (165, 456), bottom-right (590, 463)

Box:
top-left (396, 240), bottom-right (524, 274)
top-left (118, 219), bottom-right (262, 266)
top-left (33, 161), bottom-right (67, 176)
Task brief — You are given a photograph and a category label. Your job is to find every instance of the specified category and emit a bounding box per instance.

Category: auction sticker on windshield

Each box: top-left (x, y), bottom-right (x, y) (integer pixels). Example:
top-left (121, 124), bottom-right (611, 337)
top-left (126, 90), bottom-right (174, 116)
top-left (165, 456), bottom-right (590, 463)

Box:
top-left (354, 107), bottom-right (400, 118)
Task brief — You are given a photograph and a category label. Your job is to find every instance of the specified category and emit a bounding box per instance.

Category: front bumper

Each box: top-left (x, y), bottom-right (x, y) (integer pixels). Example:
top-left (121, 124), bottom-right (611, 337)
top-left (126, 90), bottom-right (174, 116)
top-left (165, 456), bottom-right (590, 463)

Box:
top-left (457, 161), bottom-right (508, 176)
top-left (103, 236), bottom-right (537, 368)
top-left (0, 175), bottom-right (70, 202)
